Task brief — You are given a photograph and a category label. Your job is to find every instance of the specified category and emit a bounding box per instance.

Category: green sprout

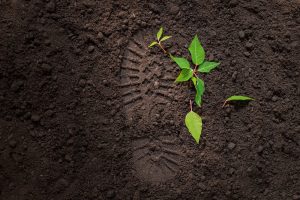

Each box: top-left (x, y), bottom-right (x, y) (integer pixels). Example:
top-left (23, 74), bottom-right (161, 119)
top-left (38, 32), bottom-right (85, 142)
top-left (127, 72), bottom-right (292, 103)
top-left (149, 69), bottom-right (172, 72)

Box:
top-left (148, 27), bottom-right (253, 144)
top-left (148, 27), bottom-right (172, 54)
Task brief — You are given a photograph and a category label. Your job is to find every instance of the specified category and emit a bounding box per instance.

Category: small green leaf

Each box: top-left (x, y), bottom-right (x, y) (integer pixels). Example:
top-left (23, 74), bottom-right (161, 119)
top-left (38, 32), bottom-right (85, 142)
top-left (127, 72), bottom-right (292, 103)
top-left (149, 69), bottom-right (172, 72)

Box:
top-left (148, 41), bottom-right (158, 48)
top-left (175, 69), bottom-right (193, 82)
top-left (191, 77), bottom-right (197, 86)
top-left (171, 56), bottom-right (190, 69)
top-left (198, 61), bottom-right (220, 73)
top-left (188, 35), bottom-right (205, 65)
top-left (185, 111), bottom-right (203, 144)
top-left (160, 36), bottom-right (172, 42)
top-left (157, 27), bottom-right (163, 41)
top-left (225, 95), bottom-right (254, 102)
top-left (195, 78), bottom-right (205, 107)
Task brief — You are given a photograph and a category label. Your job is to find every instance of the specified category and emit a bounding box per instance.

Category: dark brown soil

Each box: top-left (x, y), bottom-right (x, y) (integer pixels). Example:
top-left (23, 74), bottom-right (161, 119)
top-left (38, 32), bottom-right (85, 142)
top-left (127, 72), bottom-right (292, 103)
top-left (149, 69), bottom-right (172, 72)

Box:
top-left (0, 0), bottom-right (300, 200)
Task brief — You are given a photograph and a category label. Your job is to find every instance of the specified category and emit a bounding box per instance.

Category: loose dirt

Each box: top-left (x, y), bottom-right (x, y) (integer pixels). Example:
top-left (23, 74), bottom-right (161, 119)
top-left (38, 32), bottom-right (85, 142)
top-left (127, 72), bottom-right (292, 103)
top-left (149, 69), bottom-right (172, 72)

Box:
top-left (0, 0), bottom-right (299, 199)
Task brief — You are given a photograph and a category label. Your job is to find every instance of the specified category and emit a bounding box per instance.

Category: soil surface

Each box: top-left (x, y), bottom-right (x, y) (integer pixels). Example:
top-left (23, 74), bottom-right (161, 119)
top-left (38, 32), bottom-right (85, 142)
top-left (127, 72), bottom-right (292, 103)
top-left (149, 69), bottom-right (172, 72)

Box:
top-left (0, 0), bottom-right (300, 200)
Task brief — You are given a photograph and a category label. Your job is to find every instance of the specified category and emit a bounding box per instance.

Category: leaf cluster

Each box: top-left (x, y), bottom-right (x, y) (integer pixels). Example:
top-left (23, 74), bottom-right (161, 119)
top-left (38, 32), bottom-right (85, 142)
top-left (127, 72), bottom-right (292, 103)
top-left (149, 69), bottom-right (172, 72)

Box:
top-left (148, 27), bottom-right (172, 48)
top-left (148, 27), bottom-right (254, 144)
top-left (172, 35), bottom-right (219, 107)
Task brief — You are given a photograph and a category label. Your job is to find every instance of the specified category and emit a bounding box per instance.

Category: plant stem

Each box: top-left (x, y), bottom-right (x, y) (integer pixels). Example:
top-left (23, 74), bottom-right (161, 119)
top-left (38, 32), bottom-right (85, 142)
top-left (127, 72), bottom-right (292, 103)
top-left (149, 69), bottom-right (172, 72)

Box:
top-left (190, 100), bottom-right (193, 111)
top-left (222, 100), bottom-right (228, 108)
top-left (193, 65), bottom-right (200, 79)
top-left (194, 64), bottom-right (198, 71)
top-left (193, 72), bottom-right (200, 79)
top-left (158, 42), bottom-right (167, 54)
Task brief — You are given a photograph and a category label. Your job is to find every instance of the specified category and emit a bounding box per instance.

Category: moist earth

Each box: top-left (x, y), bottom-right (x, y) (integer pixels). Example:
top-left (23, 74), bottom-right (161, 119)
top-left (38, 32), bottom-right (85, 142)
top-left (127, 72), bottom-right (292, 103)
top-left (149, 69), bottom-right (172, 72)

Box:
top-left (0, 0), bottom-right (299, 200)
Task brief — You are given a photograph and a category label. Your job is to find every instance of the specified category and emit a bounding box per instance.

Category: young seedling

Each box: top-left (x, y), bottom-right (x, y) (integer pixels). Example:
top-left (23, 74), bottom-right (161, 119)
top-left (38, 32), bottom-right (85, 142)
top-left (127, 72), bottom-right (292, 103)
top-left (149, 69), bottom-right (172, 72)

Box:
top-left (148, 27), bottom-right (172, 54)
top-left (171, 35), bottom-right (220, 107)
top-left (148, 27), bottom-right (253, 144)
top-left (148, 28), bottom-right (220, 143)
top-left (223, 95), bottom-right (254, 107)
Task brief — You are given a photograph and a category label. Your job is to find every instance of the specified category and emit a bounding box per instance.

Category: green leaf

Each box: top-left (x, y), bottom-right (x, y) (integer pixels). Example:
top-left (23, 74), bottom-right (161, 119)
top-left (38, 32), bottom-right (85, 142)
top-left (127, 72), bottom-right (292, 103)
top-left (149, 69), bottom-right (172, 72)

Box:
top-left (171, 56), bottom-right (190, 69)
top-left (185, 111), bottom-right (203, 144)
top-left (198, 61), bottom-right (220, 73)
top-left (175, 69), bottom-right (193, 82)
top-left (157, 27), bottom-right (163, 41)
top-left (188, 35), bottom-right (205, 65)
top-left (160, 36), bottom-right (172, 42)
top-left (191, 77), bottom-right (197, 86)
top-left (195, 78), bottom-right (205, 107)
top-left (148, 41), bottom-right (158, 48)
top-left (225, 95), bottom-right (254, 102)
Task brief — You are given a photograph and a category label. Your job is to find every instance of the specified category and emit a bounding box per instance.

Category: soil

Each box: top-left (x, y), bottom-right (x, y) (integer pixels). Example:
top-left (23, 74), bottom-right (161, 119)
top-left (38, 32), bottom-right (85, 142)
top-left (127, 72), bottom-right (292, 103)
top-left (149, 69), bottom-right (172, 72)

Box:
top-left (0, 0), bottom-right (299, 200)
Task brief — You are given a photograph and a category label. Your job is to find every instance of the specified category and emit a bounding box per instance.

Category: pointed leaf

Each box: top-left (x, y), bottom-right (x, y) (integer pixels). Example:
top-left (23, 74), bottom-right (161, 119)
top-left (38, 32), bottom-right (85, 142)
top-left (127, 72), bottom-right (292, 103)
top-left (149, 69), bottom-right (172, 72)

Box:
top-left (175, 69), bottom-right (193, 82)
top-left (185, 111), bottom-right (203, 144)
top-left (171, 56), bottom-right (190, 69)
top-left (225, 95), bottom-right (254, 102)
top-left (188, 35), bottom-right (205, 65)
top-left (157, 27), bottom-right (163, 41)
top-left (148, 41), bottom-right (158, 48)
top-left (160, 36), bottom-right (172, 42)
top-left (191, 77), bottom-right (197, 86)
top-left (195, 78), bottom-right (205, 107)
top-left (198, 61), bottom-right (220, 73)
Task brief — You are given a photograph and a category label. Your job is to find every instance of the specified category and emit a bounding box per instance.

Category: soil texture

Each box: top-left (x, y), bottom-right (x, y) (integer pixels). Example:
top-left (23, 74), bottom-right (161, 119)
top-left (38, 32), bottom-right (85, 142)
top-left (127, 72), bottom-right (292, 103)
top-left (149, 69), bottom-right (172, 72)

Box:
top-left (0, 0), bottom-right (300, 199)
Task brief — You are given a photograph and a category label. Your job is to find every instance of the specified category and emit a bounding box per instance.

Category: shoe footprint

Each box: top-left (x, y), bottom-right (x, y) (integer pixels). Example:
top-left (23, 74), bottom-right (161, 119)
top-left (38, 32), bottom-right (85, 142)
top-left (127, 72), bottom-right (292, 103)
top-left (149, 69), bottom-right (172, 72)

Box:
top-left (120, 32), bottom-right (187, 184)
